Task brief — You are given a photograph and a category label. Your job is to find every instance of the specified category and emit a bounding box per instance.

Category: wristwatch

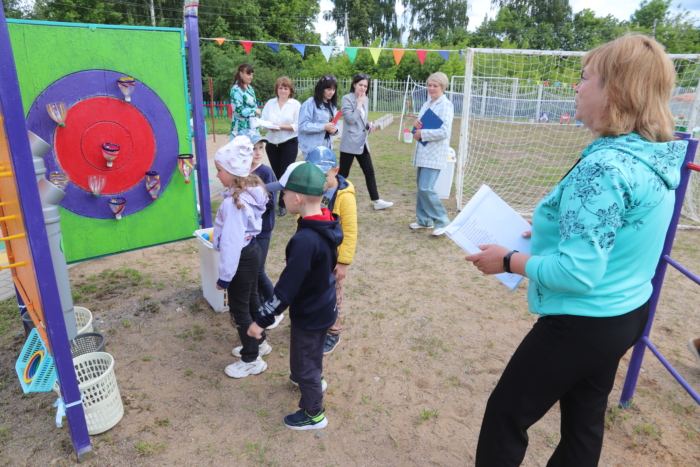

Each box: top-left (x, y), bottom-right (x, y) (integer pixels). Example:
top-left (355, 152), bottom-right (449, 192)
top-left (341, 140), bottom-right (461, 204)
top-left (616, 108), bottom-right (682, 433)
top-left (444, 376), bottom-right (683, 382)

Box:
top-left (503, 250), bottom-right (519, 274)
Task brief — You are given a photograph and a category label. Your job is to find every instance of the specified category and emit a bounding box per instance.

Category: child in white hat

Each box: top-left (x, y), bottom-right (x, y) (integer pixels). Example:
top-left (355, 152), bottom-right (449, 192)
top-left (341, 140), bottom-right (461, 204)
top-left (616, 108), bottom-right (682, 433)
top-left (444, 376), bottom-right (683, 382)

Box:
top-left (212, 136), bottom-right (270, 378)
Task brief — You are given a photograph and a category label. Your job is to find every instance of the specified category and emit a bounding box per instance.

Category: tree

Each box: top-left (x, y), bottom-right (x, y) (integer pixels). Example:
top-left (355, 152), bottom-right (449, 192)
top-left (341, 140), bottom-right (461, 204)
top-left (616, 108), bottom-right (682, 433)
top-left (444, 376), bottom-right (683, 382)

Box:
top-left (402, 0), bottom-right (469, 44)
top-left (629, 0), bottom-right (670, 28)
top-left (323, 0), bottom-right (401, 46)
top-left (568, 9), bottom-right (623, 51)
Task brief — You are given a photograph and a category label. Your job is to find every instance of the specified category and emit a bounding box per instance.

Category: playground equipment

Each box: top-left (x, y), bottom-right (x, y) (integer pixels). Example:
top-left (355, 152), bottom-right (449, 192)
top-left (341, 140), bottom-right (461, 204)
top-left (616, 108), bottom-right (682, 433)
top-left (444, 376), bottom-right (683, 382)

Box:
top-left (620, 132), bottom-right (700, 407)
top-left (0, 0), bottom-right (212, 459)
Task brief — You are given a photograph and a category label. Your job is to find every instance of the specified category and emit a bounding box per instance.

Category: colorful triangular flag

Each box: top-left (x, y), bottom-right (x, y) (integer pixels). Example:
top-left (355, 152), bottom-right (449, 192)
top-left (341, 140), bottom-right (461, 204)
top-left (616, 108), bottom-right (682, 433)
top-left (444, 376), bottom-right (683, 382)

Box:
top-left (459, 50), bottom-right (463, 61)
top-left (416, 50), bottom-right (427, 65)
top-left (266, 43), bottom-right (279, 54)
top-left (369, 48), bottom-right (381, 64)
top-left (239, 41), bottom-right (253, 54)
top-left (293, 44), bottom-right (306, 56)
top-left (346, 47), bottom-right (358, 63)
top-left (319, 45), bottom-right (333, 62)
top-left (214, 38), bottom-right (226, 46)
top-left (392, 49), bottom-right (404, 65)
top-left (438, 50), bottom-right (450, 61)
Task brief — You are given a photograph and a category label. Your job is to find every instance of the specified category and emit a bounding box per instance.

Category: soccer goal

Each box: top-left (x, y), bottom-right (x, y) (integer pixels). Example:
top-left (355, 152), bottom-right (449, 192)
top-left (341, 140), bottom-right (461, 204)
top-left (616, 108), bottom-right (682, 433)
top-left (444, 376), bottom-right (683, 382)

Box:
top-left (455, 48), bottom-right (700, 225)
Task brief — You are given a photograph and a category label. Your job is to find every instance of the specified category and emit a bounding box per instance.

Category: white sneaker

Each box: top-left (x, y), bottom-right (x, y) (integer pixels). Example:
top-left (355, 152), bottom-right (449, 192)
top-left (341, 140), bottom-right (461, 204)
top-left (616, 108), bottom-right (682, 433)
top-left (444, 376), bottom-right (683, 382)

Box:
top-left (265, 313), bottom-right (285, 330)
top-left (373, 199), bottom-right (393, 210)
top-left (432, 227), bottom-right (448, 236)
top-left (224, 357), bottom-right (267, 378)
top-left (410, 222), bottom-right (433, 230)
top-left (232, 340), bottom-right (272, 358)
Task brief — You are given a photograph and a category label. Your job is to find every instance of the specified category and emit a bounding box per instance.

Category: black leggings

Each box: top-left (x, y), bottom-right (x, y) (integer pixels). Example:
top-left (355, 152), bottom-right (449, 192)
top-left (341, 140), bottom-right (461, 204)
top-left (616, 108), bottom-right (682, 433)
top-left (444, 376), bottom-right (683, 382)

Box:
top-left (475, 301), bottom-right (649, 467)
top-left (267, 137), bottom-right (298, 208)
top-left (339, 146), bottom-right (379, 201)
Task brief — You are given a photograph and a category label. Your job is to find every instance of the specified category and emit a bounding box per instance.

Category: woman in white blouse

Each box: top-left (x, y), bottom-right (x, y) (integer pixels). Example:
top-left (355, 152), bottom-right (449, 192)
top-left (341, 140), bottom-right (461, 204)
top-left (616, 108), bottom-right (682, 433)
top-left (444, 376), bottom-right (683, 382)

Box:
top-left (261, 76), bottom-right (301, 217)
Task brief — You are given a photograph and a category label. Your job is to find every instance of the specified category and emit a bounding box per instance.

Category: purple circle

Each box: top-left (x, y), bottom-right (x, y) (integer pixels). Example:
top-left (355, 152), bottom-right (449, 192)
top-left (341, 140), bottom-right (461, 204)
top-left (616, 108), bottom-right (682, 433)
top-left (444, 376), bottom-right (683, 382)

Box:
top-left (26, 70), bottom-right (179, 219)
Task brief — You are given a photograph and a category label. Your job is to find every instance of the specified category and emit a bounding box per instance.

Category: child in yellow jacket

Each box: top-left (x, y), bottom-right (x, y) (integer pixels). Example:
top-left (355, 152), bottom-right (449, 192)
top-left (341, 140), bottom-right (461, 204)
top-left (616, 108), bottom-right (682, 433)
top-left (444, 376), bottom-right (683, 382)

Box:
top-left (304, 146), bottom-right (357, 355)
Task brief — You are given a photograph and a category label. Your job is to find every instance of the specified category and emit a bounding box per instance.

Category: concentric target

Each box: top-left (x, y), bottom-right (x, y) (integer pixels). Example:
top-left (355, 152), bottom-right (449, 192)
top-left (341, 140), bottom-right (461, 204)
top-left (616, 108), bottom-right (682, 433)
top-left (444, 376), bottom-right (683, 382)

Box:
top-left (26, 70), bottom-right (179, 219)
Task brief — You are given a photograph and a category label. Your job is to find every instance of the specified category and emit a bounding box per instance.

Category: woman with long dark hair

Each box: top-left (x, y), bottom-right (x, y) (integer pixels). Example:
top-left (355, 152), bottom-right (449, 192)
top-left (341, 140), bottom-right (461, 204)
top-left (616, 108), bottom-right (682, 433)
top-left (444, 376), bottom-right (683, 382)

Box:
top-left (298, 75), bottom-right (339, 157)
top-left (339, 73), bottom-right (392, 210)
top-left (230, 63), bottom-right (260, 139)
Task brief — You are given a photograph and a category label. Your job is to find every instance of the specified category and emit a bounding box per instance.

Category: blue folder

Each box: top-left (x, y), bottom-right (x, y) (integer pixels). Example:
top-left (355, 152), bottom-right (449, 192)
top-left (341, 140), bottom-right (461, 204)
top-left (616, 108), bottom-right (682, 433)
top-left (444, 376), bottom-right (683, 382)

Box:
top-left (413, 108), bottom-right (444, 147)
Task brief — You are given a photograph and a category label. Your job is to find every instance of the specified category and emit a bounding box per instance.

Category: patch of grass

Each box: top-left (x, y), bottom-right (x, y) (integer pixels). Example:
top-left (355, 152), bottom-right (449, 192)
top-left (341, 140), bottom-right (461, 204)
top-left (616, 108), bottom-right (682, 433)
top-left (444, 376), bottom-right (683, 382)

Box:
top-left (633, 423), bottom-right (662, 440)
top-left (135, 441), bottom-right (165, 456)
top-left (418, 408), bottom-right (439, 424)
top-left (142, 356), bottom-right (153, 361)
top-left (184, 368), bottom-right (194, 376)
top-left (154, 417), bottom-right (170, 427)
top-left (122, 320), bottom-right (132, 328)
top-left (0, 426), bottom-right (11, 444)
top-left (0, 298), bottom-right (19, 348)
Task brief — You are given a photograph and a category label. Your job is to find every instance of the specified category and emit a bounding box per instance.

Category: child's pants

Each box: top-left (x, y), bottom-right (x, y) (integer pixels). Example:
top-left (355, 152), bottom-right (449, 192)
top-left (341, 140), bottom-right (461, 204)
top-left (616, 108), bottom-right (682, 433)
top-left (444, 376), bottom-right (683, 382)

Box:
top-left (290, 322), bottom-right (330, 415)
top-left (328, 276), bottom-right (344, 335)
top-left (228, 242), bottom-right (265, 363)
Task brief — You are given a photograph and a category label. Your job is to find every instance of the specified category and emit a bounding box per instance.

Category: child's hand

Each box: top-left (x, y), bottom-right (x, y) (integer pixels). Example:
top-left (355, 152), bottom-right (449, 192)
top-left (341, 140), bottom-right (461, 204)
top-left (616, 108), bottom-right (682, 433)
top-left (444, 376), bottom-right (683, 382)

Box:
top-left (334, 263), bottom-right (348, 281)
top-left (247, 322), bottom-right (264, 339)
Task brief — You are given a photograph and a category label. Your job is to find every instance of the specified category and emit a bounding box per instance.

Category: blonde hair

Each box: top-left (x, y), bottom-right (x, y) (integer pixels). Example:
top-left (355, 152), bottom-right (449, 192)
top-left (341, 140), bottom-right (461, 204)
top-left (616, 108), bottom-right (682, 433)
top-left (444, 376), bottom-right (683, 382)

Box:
top-left (583, 33), bottom-right (675, 142)
top-left (227, 174), bottom-right (267, 209)
top-left (427, 72), bottom-right (449, 91)
top-left (275, 76), bottom-right (295, 98)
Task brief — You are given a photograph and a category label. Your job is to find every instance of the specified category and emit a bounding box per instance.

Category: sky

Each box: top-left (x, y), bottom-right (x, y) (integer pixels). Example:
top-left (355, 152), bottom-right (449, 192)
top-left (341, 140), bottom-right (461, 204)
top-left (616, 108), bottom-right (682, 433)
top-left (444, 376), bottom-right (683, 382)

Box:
top-left (314, 0), bottom-right (700, 43)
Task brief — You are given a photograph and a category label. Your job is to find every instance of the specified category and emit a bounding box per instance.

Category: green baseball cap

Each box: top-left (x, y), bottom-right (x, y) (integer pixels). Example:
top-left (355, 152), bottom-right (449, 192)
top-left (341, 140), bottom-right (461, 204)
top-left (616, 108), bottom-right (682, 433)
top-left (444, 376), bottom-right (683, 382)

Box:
top-left (266, 161), bottom-right (326, 196)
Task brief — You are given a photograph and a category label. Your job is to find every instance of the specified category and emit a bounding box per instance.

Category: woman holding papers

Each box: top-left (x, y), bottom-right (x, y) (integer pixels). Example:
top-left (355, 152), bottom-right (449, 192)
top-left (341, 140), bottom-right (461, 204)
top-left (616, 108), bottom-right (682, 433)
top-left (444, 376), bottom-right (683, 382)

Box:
top-left (229, 63), bottom-right (260, 139)
top-left (339, 73), bottom-right (393, 210)
top-left (298, 75), bottom-right (339, 158)
top-left (465, 35), bottom-right (686, 466)
top-left (410, 72), bottom-right (453, 236)
top-left (261, 77), bottom-right (301, 217)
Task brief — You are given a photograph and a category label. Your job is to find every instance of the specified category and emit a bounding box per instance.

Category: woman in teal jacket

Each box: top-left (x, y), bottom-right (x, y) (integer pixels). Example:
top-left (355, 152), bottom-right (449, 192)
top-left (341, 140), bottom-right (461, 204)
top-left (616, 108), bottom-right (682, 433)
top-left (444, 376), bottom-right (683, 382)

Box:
top-left (466, 34), bottom-right (688, 466)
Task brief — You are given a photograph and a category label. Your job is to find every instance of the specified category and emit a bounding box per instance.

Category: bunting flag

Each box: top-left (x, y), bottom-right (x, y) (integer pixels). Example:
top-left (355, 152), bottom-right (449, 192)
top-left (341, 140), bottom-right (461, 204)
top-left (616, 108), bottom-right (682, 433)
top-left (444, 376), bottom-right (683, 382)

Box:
top-left (214, 37), bottom-right (226, 46)
top-left (266, 43), bottom-right (279, 54)
top-left (369, 48), bottom-right (381, 64)
top-left (438, 50), bottom-right (450, 61)
top-left (392, 49), bottom-right (404, 66)
top-left (416, 50), bottom-right (428, 65)
top-left (527, 79), bottom-right (531, 84)
top-left (346, 47), bottom-right (358, 63)
top-left (293, 44), bottom-right (306, 56)
top-left (544, 80), bottom-right (549, 86)
top-left (459, 50), bottom-right (463, 61)
top-left (319, 45), bottom-right (333, 62)
top-left (555, 82), bottom-right (560, 87)
top-left (239, 41), bottom-right (253, 54)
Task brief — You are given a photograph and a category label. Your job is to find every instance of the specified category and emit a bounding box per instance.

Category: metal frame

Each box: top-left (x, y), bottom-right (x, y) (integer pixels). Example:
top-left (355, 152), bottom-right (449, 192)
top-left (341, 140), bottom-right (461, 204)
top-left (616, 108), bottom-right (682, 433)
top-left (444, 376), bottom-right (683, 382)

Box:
top-left (620, 133), bottom-right (700, 407)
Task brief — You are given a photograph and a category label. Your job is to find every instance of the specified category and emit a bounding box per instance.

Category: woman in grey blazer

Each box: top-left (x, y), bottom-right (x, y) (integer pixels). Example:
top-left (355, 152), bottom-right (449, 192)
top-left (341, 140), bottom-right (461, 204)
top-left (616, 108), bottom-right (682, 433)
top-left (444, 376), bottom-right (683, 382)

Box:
top-left (339, 74), bottom-right (393, 210)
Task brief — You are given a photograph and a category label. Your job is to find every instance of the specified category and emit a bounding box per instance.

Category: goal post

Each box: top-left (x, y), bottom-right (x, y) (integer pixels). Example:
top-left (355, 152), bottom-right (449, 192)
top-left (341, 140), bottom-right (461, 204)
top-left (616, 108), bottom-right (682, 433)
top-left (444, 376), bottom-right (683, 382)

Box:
top-left (455, 47), bottom-right (700, 225)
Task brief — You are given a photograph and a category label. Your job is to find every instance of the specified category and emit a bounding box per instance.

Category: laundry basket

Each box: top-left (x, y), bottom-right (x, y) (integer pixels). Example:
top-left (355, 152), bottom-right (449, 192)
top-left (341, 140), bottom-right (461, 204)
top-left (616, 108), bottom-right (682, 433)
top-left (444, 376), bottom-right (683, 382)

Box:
top-left (69, 333), bottom-right (106, 358)
top-left (74, 307), bottom-right (93, 334)
top-left (72, 352), bottom-right (123, 435)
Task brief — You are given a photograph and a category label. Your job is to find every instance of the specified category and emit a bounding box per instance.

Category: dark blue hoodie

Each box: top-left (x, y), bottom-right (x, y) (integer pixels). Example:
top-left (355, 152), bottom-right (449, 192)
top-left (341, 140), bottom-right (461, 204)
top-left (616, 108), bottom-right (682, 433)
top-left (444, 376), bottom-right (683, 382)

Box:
top-left (255, 208), bottom-right (344, 330)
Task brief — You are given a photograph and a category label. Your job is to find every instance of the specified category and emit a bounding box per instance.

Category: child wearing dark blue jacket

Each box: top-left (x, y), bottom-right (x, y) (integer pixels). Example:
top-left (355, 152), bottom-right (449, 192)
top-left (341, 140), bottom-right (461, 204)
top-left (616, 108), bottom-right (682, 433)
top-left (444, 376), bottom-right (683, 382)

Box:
top-left (248, 161), bottom-right (343, 431)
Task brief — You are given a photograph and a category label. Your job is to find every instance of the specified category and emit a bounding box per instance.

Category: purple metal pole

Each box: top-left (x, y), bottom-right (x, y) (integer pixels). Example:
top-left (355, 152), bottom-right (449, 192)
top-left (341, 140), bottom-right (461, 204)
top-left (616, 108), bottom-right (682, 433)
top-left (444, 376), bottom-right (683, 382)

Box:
top-left (184, 1), bottom-right (212, 228)
top-left (0, 10), bottom-right (93, 461)
top-left (619, 138), bottom-right (699, 408)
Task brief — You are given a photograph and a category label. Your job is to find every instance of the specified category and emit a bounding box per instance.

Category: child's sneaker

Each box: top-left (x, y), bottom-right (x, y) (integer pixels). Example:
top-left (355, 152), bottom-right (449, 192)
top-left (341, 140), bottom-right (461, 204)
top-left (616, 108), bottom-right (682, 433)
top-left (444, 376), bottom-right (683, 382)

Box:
top-left (224, 357), bottom-right (267, 378)
top-left (323, 334), bottom-right (340, 355)
top-left (289, 373), bottom-right (328, 392)
top-left (265, 313), bottom-right (286, 330)
top-left (232, 340), bottom-right (272, 357)
top-left (284, 409), bottom-right (328, 430)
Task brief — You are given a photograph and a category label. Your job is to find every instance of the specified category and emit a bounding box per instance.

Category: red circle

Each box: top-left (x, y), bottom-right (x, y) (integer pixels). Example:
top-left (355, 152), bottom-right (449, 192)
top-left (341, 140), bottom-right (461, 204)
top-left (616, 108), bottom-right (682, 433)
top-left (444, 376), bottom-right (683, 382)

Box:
top-left (81, 122), bottom-right (133, 171)
top-left (54, 97), bottom-right (156, 194)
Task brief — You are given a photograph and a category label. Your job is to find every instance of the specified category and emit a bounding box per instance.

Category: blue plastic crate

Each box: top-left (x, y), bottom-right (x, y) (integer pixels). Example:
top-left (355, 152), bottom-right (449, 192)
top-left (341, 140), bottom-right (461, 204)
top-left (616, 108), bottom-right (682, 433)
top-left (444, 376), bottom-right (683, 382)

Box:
top-left (15, 328), bottom-right (57, 393)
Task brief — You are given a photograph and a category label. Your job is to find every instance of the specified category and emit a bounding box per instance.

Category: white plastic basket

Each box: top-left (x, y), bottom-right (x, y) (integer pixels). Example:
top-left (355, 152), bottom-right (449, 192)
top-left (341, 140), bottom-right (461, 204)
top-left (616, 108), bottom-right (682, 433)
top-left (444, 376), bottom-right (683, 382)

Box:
top-left (74, 306), bottom-right (93, 334)
top-left (73, 352), bottom-right (123, 435)
top-left (193, 228), bottom-right (229, 312)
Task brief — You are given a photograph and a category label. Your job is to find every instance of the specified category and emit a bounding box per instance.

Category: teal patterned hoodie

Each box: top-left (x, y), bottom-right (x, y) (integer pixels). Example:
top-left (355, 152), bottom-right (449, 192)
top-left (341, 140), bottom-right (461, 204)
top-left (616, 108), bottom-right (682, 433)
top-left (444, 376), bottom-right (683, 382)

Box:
top-left (525, 133), bottom-right (687, 317)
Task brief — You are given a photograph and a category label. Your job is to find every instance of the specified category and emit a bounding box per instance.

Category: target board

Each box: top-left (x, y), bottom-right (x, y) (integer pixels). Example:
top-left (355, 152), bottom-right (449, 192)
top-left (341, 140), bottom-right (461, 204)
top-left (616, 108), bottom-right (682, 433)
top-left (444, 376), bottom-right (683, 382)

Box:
top-left (8, 20), bottom-right (198, 262)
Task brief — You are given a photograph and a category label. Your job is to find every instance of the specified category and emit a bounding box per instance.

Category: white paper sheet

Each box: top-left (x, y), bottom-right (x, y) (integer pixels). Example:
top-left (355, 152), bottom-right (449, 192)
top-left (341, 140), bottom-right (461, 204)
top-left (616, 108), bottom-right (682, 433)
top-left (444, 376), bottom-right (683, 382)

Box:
top-left (250, 117), bottom-right (280, 130)
top-left (446, 185), bottom-right (532, 290)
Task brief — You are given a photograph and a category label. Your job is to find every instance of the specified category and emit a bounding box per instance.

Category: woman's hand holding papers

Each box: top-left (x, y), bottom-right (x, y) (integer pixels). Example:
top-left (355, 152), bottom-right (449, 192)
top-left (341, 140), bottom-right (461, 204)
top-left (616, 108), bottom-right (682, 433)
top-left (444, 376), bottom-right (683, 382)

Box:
top-left (466, 244), bottom-right (531, 276)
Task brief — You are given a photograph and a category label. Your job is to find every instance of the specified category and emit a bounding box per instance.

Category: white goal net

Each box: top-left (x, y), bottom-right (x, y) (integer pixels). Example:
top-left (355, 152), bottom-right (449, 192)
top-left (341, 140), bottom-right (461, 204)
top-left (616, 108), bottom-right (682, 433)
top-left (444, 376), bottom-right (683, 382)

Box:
top-left (455, 48), bottom-right (700, 225)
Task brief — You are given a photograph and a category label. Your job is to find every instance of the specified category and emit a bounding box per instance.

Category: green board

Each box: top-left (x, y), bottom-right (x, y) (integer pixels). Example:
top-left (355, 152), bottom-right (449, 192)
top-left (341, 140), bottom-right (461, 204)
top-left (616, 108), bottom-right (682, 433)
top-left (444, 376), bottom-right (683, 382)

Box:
top-left (8, 20), bottom-right (199, 262)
